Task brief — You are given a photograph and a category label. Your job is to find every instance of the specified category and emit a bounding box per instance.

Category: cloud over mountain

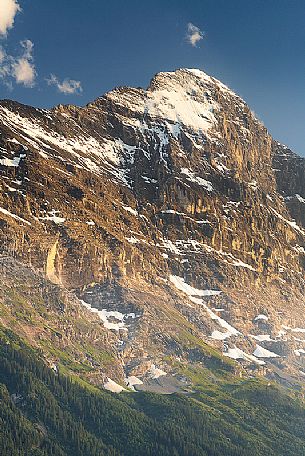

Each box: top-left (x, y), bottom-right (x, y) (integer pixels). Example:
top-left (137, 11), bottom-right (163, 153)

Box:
top-left (46, 74), bottom-right (83, 94)
top-left (186, 22), bottom-right (204, 47)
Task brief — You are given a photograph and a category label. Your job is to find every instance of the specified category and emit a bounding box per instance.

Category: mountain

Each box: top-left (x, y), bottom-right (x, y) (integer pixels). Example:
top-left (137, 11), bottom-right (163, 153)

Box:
top-left (0, 68), bottom-right (304, 454)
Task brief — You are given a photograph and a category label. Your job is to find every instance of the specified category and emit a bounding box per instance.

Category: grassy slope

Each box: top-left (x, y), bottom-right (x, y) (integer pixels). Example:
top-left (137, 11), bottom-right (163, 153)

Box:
top-left (1, 327), bottom-right (305, 456)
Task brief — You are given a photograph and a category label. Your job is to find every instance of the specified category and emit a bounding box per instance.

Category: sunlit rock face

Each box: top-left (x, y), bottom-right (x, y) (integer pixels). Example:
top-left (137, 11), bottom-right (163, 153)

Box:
top-left (0, 68), bottom-right (304, 387)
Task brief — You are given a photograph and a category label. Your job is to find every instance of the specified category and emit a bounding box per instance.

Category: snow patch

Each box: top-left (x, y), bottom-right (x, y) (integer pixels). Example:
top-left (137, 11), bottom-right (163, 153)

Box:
top-left (295, 349), bottom-right (305, 357)
top-left (162, 239), bottom-right (182, 255)
top-left (104, 378), bottom-right (126, 393)
top-left (295, 194), bottom-right (305, 204)
top-left (161, 209), bottom-right (210, 225)
top-left (254, 314), bottom-right (269, 322)
top-left (170, 275), bottom-right (239, 338)
top-left (123, 206), bottom-right (138, 216)
top-left (291, 328), bottom-right (305, 334)
top-left (125, 236), bottom-right (139, 244)
top-left (211, 330), bottom-right (231, 340)
top-left (39, 209), bottom-right (65, 225)
top-left (169, 275), bottom-right (221, 297)
top-left (181, 168), bottom-right (213, 192)
top-left (250, 334), bottom-right (274, 342)
top-left (80, 299), bottom-right (138, 331)
top-left (270, 207), bottom-right (305, 236)
top-left (253, 344), bottom-right (279, 358)
top-left (124, 376), bottom-right (143, 388)
top-left (224, 346), bottom-right (265, 365)
top-left (0, 207), bottom-right (31, 226)
top-left (0, 155), bottom-right (24, 167)
top-left (149, 364), bottom-right (167, 379)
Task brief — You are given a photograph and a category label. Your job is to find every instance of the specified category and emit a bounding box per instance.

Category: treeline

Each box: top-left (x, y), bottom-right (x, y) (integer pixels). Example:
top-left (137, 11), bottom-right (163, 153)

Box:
top-left (0, 329), bottom-right (305, 455)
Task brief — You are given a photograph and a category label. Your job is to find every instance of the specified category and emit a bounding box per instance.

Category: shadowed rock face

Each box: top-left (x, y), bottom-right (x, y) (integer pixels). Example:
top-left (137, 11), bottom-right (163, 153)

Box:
top-left (272, 142), bottom-right (305, 228)
top-left (0, 68), bottom-right (304, 388)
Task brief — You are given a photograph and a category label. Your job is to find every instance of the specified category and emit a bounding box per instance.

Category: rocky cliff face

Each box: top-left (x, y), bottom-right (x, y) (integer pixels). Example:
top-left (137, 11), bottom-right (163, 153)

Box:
top-left (0, 68), bottom-right (304, 391)
top-left (273, 142), bottom-right (305, 229)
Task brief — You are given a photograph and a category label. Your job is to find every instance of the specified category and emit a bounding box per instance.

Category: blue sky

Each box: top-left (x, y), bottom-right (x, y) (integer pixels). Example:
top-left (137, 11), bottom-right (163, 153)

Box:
top-left (0, 0), bottom-right (305, 156)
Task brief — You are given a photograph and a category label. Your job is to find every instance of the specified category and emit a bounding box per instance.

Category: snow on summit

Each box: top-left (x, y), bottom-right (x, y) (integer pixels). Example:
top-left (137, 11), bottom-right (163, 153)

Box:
top-left (145, 69), bottom-right (219, 133)
top-left (106, 68), bottom-right (225, 138)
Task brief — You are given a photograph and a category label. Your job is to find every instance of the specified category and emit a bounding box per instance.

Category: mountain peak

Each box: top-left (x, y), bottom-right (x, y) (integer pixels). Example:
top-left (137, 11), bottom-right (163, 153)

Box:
top-left (0, 66), bottom-right (304, 407)
top-left (102, 67), bottom-right (248, 143)
top-left (149, 68), bottom-right (241, 101)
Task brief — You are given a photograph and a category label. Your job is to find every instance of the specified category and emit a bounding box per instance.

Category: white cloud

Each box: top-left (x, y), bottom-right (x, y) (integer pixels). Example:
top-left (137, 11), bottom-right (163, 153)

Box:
top-left (0, 0), bottom-right (21, 36)
top-left (0, 2), bottom-right (36, 89)
top-left (12, 40), bottom-right (36, 87)
top-left (0, 39), bottom-right (36, 88)
top-left (46, 74), bottom-right (83, 95)
top-left (13, 57), bottom-right (35, 86)
top-left (186, 23), bottom-right (204, 47)
top-left (19, 39), bottom-right (34, 60)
